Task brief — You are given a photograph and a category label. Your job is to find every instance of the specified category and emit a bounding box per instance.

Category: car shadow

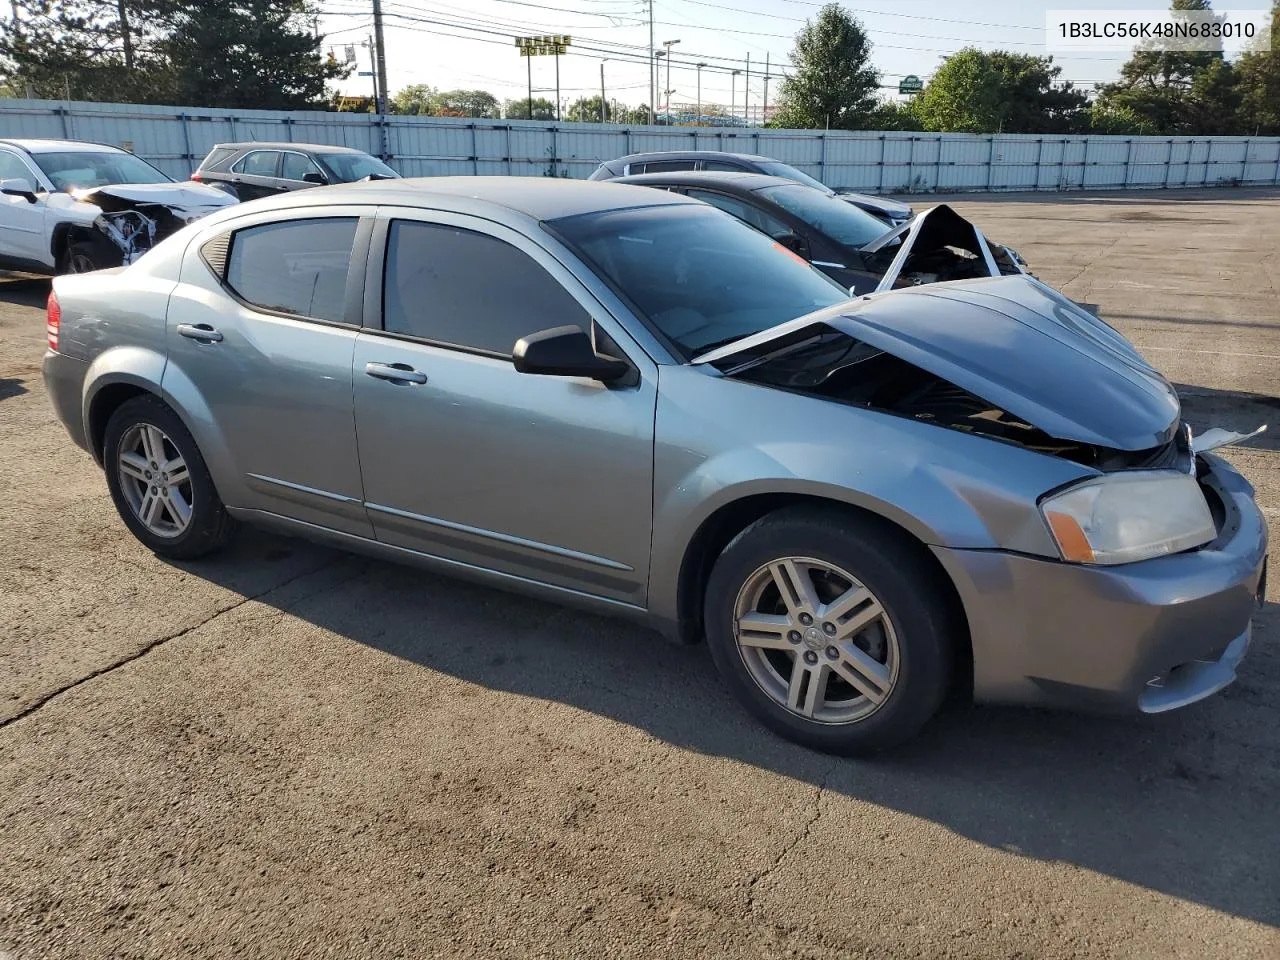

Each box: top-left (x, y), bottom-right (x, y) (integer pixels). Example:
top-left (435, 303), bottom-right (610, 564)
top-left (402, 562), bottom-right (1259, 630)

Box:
top-left (0, 377), bottom-right (28, 401)
top-left (166, 529), bottom-right (1280, 928)
top-left (0, 275), bottom-right (50, 308)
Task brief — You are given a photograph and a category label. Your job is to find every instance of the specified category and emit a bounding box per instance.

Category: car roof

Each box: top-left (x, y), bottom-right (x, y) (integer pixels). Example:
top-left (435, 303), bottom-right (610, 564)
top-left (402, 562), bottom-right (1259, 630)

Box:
top-left (614, 171), bottom-right (797, 191)
top-left (614, 150), bottom-right (775, 164)
top-left (210, 142), bottom-right (369, 154)
top-left (202, 176), bottom-right (699, 223)
top-left (0, 138), bottom-right (127, 154)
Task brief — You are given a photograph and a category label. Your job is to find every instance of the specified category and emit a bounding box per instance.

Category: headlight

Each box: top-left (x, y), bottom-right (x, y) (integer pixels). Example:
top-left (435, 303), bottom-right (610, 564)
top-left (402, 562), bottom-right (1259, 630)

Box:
top-left (1040, 471), bottom-right (1215, 565)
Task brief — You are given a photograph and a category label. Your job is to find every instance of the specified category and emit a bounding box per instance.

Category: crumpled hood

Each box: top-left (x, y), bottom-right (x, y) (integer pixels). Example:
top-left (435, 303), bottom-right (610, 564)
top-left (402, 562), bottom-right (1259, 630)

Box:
top-left (698, 274), bottom-right (1180, 452)
top-left (74, 181), bottom-right (237, 211)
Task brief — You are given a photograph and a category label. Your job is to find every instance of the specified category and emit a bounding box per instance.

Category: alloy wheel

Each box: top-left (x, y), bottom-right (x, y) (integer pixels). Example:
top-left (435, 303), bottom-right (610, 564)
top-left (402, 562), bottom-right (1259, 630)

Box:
top-left (117, 423), bottom-right (193, 538)
top-left (733, 557), bottom-right (900, 724)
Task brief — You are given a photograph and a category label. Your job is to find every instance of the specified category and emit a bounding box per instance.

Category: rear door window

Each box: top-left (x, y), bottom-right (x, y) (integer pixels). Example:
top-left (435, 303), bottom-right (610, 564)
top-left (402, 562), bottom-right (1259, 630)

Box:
top-left (225, 217), bottom-right (358, 323)
top-left (234, 151), bottom-right (280, 177)
top-left (700, 159), bottom-right (747, 172)
top-left (634, 159), bottom-right (696, 174)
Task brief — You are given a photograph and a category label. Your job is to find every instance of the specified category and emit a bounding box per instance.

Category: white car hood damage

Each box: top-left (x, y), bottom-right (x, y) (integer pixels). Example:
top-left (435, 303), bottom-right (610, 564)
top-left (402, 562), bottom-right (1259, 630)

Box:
top-left (67, 181), bottom-right (237, 263)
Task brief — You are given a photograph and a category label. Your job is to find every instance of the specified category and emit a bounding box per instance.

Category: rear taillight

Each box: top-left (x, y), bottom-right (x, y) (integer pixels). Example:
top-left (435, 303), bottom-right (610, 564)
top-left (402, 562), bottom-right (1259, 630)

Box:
top-left (46, 290), bottom-right (60, 350)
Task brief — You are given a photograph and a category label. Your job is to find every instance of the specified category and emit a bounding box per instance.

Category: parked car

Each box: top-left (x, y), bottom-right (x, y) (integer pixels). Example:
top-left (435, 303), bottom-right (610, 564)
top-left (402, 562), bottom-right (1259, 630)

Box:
top-left (0, 138), bottom-right (238, 274)
top-left (42, 178), bottom-right (1266, 754)
top-left (192, 142), bottom-right (400, 201)
top-left (615, 170), bottom-right (1025, 295)
top-left (589, 150), bottom-right (913, 225)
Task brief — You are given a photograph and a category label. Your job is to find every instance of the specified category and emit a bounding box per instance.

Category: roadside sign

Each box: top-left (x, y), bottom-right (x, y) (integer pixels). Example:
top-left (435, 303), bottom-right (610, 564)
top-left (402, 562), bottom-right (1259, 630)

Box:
top-left (899, 75), bottom-right (923, 95)
top-left (357, 71), bottom-right (374, 76)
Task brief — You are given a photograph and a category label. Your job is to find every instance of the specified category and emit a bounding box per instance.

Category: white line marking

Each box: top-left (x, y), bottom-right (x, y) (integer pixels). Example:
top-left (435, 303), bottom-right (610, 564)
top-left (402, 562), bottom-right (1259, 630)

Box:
top-left (1139, 346), bottom-right (1280, 361)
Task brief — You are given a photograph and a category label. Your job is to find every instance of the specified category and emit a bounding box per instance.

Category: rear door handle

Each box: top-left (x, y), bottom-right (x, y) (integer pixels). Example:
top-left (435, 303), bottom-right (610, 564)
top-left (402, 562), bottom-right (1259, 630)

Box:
top-left (176, 323), bottom-right (223, 343)
top-left (365, 361), bottom-right (427, 385)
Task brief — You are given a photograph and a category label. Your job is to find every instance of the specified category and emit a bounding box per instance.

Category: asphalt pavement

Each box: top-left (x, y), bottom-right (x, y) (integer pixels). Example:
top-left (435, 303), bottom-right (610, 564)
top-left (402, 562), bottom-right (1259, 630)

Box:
top-left (1, 186), bottom-right (1278, 959)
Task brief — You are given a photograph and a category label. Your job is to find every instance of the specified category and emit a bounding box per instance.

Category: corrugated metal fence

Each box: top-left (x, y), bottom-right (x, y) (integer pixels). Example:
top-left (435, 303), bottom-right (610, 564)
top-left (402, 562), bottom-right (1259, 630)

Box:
top-left (3, 97), bottom-right (1280, 193)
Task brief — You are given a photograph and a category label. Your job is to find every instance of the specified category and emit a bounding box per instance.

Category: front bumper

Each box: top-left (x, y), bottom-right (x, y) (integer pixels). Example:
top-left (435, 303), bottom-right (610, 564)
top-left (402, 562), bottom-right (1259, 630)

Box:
top-left (42, 349), bottom-right (91, 454)
top-left (933, 454), bottom-right (1268, 713)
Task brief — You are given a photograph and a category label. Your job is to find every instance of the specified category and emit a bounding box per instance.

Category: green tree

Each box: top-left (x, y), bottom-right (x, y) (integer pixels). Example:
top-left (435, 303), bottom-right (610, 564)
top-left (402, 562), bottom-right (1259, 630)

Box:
top-left (1236, 0), bottom-right (1280, 133)
top-left (504, 96), bottom-right (556, 120)
top-left (391, 83), bottom-right (438, 115)
top-left (911, 49), bottom-right (1087, 133)
top-left (868, 100), bottom-right (923, 131)
top-left (771, 4), bottom-right (879, 130)
top-left (160, 1), bottom-right (347, 110)
top-left (566, 95), bottom-right (614, 122)
top-left (1093, 0), bottom-right (1234, 133)
top-left (432, 89), bottom-right (500, 118)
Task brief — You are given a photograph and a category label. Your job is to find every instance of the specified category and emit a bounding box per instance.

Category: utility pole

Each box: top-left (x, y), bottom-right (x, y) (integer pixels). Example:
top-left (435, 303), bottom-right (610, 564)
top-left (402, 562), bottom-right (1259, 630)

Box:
top-left (744, 54), bottom-right (750, 126)
top-left (696, 63), bottom-right (706, 124)
top-left (762, 53), bottom-right (771, 126)
top-left (554, 45), bottom-right (561, 120)
top-left (364, 36), bottom-right (378, 108)
top-left (731, 69), bottom-right (740, 126)
top-left (371, 0), bottom-right (389, 115)
top-left (662, 39), bottom-right (679, 122)
top-left (600, 60), bottom-right (607, 123)
top-left (646, 0), bottom-right (655, 125)
top-left (116, 0), bottom-right (134, 70)
top-left (654, 51), bottom-right (665, 123)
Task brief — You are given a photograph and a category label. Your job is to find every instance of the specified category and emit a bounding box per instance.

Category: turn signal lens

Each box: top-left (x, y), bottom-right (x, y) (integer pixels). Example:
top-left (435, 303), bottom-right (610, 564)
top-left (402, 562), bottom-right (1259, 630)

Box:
top-left (1043, 510), bottom-right (1095, 563)
top-left (46, 290), bottom-right (61, 350)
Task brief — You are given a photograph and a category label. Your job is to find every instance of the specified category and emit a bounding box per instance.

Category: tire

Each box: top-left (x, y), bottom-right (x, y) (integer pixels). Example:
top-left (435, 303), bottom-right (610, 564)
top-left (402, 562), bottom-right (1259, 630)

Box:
top-left (102, 394), bottom-right (234, 560)
top-left (60, 236), bottom-right (122, 274)
top-left (704, 506), bottom-right (956, 755)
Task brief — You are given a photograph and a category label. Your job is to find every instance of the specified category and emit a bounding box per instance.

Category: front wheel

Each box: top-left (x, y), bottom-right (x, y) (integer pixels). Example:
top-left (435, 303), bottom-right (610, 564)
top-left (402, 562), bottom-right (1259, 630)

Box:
top-left (704, 507), bottom-right (957, 755)
top-left (60, 237), bottom-right (122, 274)
top-left (102, 395), bottom-right (234, 559)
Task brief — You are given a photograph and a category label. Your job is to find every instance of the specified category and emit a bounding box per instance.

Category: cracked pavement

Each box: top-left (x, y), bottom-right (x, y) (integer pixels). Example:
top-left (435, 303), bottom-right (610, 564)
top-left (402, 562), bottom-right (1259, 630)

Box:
top-left (2, 188), bottom-right (1279, 959)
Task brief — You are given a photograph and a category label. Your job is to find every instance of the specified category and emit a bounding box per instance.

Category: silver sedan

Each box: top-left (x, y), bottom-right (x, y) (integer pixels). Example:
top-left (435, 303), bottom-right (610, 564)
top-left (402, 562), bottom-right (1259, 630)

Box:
top-left (41, 177), bottom-right (1268, 754)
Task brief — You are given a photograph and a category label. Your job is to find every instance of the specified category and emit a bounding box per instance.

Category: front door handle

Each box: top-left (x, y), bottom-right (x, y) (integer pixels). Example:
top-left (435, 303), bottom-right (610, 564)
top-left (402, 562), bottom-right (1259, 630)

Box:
top-left (176, 323), bottom-right (223, 343)
top-left (365, 361), bottom-right (427, 385)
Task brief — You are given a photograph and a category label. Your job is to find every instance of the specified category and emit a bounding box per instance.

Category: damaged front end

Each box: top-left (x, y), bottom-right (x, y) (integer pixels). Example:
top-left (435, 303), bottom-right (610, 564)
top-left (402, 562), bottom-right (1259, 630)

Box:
top-left (861, 204), bottom-right (1029, 291)
top-left (697, 273), bottom-right (1264, 473)
top-left (72, 183), bottom-right (237, 264)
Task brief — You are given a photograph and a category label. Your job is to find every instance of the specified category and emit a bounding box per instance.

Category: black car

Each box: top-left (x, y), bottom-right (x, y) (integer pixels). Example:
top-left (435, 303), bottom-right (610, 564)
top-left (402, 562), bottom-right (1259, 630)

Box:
top-left (613, 171), bottom-right (1026, 295)
top-left (191, 142), bottom-right (400, 201)
top-left (589, 150), bottom-right (913, 225)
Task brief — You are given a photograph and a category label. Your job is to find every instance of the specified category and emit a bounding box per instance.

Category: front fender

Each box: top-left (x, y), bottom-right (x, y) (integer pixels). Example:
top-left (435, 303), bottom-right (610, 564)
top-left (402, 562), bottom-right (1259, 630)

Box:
top-left (646, 366), bottom-right (1094, 625)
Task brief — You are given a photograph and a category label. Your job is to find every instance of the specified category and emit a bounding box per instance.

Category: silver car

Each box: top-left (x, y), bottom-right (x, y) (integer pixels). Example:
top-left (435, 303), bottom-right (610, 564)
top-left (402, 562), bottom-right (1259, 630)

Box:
top-left (42, 178), bottom-right (1268, 754)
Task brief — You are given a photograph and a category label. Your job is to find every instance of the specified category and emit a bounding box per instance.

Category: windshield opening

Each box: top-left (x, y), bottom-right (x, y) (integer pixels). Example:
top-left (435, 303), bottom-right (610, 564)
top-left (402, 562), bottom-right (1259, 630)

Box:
top-left (754, 160), bottom-right (832, 194)
top-left (31, 151), bottom-right (173, 191)
top-left (757, 184), bottom-right (892, 250)
top-left (548, 203), bottom-right (848, 359)
top-left (317, 152), bottom-right (399, 182)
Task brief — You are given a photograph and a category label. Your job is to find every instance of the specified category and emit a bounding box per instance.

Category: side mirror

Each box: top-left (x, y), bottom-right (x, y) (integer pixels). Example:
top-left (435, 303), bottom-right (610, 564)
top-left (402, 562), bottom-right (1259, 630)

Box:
top-left (0, 178), bottom-right (38, 203)
top-left (776, 231), bottom-right (807, 257)
top-left (513, 325), bottom-right (631, 382)
top-left (302, 172), bottom-right (327, 185)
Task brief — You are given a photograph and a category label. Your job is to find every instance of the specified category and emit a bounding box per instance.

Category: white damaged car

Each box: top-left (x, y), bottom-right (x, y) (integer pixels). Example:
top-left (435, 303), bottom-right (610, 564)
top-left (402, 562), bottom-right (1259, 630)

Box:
top-left (0, 138), bottom-right (238, 275)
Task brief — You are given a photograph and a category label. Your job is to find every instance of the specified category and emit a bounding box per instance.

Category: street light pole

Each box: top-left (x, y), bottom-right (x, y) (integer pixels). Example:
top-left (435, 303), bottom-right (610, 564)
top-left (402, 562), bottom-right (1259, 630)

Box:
top-left (731, 69), bottom-right (741, 126)
top-left (654, 50), bottom-right (665, 123)
top-left (696, 63), bottom-right (706, 124)
top-left (662, 39), bottom-right (680, 122)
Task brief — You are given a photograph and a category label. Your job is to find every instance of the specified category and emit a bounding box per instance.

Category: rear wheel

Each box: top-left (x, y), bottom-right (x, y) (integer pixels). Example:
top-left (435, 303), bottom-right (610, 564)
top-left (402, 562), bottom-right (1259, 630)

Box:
top-left (704, 506), bottom-right (956, 755)
top-left (102, 395), bottom-right (234, 559)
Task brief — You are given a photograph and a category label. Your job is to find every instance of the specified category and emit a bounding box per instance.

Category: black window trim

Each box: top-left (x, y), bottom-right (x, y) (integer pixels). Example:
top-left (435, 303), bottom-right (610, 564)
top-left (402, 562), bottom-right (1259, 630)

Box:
top-left (362, 214), bottom-right (596, 363)
top-left (206, 214), bottom-right (373, 329)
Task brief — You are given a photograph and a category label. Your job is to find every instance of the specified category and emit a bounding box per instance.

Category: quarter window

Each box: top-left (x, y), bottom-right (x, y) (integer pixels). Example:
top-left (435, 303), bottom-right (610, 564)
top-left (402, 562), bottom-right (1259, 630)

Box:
top-left (383, 220), bottom-right (588, 355)
top-left (225, 217), bottom-right (358, 323)
top-left (634, 159), bottom-right (696, 174)
top-left (233, 151), bottom-right (279, 177)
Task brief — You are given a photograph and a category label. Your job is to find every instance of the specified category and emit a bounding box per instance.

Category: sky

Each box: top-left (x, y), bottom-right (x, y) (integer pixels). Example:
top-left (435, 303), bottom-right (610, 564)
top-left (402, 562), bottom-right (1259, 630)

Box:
top-left (315, 1), bottom-right (1269, 116)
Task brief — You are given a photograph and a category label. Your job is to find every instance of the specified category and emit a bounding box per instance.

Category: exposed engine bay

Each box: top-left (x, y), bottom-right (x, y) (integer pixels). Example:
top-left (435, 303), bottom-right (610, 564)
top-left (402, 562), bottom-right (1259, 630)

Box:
top-left (71, 185), bottom-right (236, 265)
top-left (715, 329), bottom-right (1192, 472)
